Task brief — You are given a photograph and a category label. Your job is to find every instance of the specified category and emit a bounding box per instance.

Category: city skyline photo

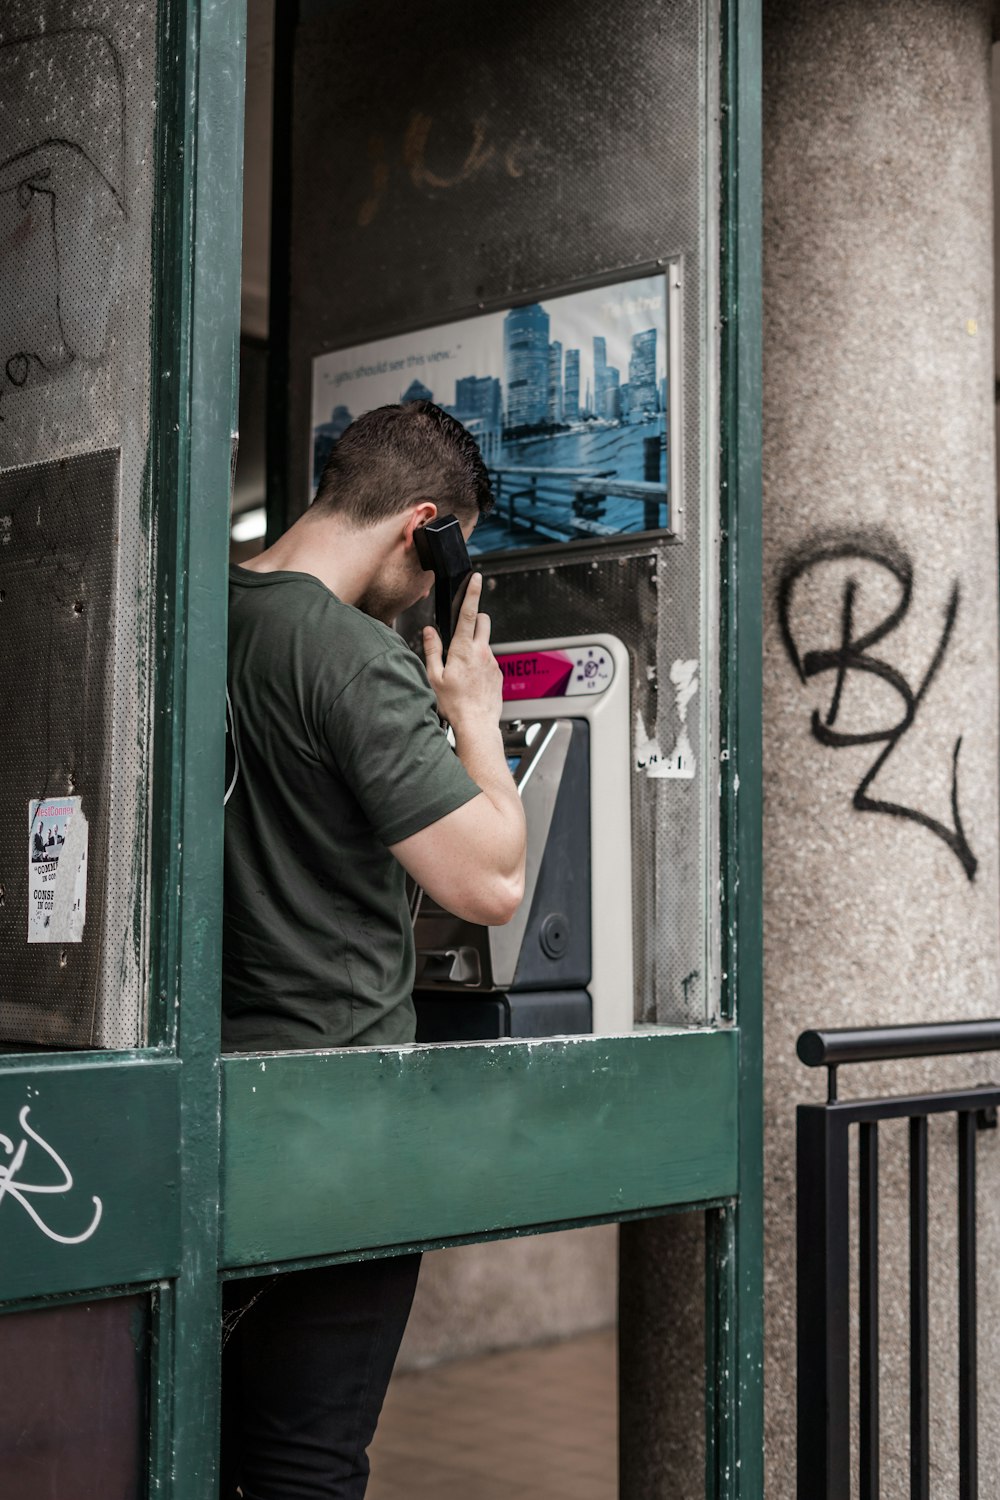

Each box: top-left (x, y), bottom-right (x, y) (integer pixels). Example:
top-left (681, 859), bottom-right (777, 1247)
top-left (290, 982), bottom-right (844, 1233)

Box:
top-left (311, 270), bottom-right (673, 554)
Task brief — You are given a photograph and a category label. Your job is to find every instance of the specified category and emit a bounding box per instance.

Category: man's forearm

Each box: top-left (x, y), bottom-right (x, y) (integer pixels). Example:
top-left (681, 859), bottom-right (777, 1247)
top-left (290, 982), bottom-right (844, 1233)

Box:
top-left (453, 719), bottom-right (526, 877)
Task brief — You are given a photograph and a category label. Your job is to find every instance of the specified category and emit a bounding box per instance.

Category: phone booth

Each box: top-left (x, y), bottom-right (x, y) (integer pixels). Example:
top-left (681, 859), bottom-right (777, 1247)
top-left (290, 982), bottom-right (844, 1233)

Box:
top-left (0, 1), bottom-right (762, 1495)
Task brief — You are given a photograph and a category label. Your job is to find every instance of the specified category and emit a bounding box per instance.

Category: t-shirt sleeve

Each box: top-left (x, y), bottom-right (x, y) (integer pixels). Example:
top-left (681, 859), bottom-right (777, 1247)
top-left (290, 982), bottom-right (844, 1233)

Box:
top-left (325, 644), bottom-right (481, 845)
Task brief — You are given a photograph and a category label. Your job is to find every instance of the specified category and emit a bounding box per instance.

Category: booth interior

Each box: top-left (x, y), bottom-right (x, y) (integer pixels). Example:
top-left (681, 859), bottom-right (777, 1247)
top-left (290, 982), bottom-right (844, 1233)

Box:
top-left (230, 0), bottom-right (721, 1473)
top-left (238, 0), bottom-right (718, 1045)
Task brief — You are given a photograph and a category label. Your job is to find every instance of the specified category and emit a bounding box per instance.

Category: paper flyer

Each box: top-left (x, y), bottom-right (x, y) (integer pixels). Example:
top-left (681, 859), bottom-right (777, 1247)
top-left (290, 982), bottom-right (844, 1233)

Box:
top-left (28, 797), bottom-right (88, 943)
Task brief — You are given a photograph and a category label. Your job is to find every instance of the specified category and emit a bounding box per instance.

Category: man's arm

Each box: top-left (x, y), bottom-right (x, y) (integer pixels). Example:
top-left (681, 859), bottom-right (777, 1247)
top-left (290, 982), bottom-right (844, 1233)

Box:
top-left (389, 575), bottom-right (527, 926)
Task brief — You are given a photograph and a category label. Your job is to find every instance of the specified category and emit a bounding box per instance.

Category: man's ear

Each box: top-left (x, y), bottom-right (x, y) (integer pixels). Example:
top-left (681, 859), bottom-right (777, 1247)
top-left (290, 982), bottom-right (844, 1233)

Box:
top-left (404, 501), bottom-right (438, 546)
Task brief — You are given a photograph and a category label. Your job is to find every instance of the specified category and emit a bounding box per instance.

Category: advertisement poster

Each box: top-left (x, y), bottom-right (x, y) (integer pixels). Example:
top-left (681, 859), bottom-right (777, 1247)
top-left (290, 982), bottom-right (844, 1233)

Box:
top-left (311, 271), bottom-right (674, 556)
top-left (28, 797), bottom-right (88, 943)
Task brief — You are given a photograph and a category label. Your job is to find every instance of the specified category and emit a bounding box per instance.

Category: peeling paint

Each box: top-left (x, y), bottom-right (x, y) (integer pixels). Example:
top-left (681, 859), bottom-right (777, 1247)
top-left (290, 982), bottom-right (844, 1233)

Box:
top-left (632, 659), bottom-right (698, 778)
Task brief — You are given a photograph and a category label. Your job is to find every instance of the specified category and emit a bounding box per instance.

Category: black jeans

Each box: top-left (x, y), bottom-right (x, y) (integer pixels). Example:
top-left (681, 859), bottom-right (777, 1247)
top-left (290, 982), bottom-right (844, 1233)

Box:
top-left (220, 1256), bottom-right (421, 1500)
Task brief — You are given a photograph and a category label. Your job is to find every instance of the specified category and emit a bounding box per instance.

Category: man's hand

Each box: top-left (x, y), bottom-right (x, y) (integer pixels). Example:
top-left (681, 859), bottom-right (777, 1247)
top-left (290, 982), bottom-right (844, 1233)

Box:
top-left (390, 572), bottom-right (526, 927)
top-left (422, 573), bottom-right (502, 731)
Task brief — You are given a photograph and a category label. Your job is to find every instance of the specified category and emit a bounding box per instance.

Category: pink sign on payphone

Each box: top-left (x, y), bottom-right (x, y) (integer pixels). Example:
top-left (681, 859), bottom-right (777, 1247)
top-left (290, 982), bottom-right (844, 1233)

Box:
top-left (496, 646), bottom-right (615, 701)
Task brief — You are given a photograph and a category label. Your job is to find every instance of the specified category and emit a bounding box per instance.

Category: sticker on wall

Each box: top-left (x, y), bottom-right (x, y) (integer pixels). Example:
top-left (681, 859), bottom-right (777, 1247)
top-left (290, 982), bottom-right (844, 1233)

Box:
top-left (27, 798), bottom-right (88, 943)
top-left (633, 661), bottom-right (698, 779)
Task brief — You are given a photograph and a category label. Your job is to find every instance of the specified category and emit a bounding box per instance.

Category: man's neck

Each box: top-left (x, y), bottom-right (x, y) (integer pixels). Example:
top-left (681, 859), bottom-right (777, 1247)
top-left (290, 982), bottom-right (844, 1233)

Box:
top-left (238, 512), bottom-right (384, 606)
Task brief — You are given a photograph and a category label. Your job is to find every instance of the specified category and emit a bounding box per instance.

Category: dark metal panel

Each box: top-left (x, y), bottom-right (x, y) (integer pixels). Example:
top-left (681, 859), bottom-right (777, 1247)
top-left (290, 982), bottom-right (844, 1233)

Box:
top-left (0, 1294), bottom-right (148, 1499)
top-left (286, 0), bottom-right (700, 383)
top-left (0, 451), bottom-right (116, 1048)
top-left (220, 1030), bottom-right (740, 1267)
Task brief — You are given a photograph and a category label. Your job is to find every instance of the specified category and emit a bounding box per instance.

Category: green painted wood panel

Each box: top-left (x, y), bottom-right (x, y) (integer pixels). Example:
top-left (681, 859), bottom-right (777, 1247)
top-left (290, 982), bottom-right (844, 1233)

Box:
top-left (0, 1058), bottom-right (180, 1301)
top-left (221, 1029), bottom-right (738, 1267)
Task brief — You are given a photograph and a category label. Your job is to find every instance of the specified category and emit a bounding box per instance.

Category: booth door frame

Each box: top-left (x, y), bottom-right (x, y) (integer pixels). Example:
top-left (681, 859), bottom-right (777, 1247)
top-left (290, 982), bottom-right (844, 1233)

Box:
top-left (0, 1), bottom-right (761, 1496)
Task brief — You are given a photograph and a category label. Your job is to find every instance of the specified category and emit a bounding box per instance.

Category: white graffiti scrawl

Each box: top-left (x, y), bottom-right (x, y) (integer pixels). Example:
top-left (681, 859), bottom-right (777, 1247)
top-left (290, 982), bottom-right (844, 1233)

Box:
top-left (0, 1106), bottom-right (103, 1245)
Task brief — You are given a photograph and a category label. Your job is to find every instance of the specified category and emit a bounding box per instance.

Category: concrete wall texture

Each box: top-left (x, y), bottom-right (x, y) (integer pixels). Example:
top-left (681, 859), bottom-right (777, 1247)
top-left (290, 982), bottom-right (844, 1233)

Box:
top-left (395, 1227), bottom-right (617, 1373)
top-left (763, 1), bottom-right (1000, 1495)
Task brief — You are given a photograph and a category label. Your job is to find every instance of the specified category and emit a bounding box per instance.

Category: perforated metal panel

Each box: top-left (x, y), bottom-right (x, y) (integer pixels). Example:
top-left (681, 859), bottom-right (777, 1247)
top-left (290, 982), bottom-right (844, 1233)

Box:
top-left (284, 0), bottom-right (718, 1025)
top-left (0, 5), bottom-right (158, 1047)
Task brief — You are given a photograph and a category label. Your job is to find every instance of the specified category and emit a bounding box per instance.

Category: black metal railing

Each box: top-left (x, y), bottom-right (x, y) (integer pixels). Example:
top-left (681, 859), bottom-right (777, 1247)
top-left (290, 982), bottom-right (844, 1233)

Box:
top-left (796, 1020), bottom-right (1000, 1500)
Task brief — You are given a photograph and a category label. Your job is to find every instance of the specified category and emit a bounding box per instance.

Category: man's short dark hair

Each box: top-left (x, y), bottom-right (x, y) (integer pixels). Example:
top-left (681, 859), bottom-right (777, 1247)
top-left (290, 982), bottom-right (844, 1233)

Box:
top-left (313, 401), bottom-right (494, 526)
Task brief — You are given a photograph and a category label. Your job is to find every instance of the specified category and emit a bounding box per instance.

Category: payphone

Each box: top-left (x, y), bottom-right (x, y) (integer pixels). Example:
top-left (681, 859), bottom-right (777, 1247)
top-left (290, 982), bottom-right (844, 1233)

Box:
top-left (413, 634), bottom-right (634, 1041)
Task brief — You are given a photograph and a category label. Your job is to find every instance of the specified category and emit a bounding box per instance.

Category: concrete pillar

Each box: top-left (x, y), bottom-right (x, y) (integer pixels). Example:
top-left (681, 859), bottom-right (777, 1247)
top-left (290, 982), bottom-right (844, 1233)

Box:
top-left (763, 0), bottom-right (1000, 1494)
top-left (621, 3), bottom-right (1000, 1495)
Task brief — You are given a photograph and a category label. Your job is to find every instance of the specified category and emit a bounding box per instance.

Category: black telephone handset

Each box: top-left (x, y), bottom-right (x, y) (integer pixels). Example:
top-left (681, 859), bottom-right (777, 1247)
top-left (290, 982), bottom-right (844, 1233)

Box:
top-left (413, 514), bottom-right (473, 659)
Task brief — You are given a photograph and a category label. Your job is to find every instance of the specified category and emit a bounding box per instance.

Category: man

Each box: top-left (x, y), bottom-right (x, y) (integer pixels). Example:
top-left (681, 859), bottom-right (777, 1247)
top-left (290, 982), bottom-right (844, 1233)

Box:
top-left (221, 401), bottom-right (526, 1499)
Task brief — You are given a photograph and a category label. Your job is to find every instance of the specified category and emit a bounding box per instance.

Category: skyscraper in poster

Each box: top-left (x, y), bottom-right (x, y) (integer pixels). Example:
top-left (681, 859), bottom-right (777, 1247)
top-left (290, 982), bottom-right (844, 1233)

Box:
top-left (593, 335), bottom-right (622, 419)
top-left (604, 367), bottom-right (621, 420)
top-left (503, 303), bottom-right (550, 428)
top-left (593, 335), bottom-right (607, 420)
top-left (628, 328), bottom-right (658, 415)
top-left (402, 377), bottom-right (434, 403)
top-left (454, 375), bottom-right (503, 430)
top-left (564, 349), bottom-right (580, 421)
top-left (312, 403), bottom-right (354, 487)
top-left (547, 340), bottom-right (563, 424)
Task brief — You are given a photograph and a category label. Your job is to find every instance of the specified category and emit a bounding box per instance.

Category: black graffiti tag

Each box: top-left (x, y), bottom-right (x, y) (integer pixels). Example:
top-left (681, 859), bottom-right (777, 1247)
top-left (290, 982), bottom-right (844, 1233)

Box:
top-left (0, 28), bottom-right (127, 419)
top-left (777, 535), bottom-right (976, 882)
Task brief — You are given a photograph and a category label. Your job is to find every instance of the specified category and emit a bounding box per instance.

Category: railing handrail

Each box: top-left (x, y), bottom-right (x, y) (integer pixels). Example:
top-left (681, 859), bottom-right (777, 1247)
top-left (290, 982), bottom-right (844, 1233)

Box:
top-left (797, 1019), bottom-right (1000, 1071)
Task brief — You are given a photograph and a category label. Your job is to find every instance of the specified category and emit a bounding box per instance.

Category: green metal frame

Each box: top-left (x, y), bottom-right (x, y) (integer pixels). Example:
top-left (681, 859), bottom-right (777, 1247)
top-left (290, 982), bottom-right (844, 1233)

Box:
top-left (147, 0), bottom-right (245, 1489)
top-left (711, 0), bottom-right (764, 1494)
top-left (0, 1), bottom-right (762, 1496)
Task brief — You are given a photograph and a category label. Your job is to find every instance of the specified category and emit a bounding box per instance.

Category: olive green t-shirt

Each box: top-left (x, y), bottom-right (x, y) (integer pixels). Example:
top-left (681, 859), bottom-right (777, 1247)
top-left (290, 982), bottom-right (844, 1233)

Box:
top-left (222, 566), bottom-right (479, 1051)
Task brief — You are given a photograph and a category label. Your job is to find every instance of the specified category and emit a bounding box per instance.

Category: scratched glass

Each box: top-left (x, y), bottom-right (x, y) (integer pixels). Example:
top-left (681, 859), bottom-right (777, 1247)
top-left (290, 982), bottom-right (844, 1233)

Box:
top-left (0, 13), bottom-right (159, 1050)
